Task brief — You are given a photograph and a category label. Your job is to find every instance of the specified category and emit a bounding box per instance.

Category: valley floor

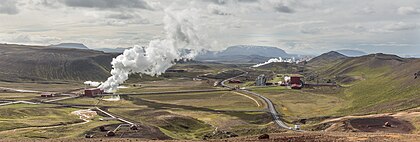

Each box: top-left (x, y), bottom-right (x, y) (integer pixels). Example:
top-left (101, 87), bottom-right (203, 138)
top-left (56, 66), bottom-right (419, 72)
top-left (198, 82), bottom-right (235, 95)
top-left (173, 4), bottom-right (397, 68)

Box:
top-left (0, 61), bottom-right (419, 141)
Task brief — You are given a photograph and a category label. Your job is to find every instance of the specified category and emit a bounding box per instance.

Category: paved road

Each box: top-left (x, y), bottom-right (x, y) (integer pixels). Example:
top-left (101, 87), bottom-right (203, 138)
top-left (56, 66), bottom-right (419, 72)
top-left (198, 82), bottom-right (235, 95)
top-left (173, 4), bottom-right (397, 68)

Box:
top-left (221, 72), bottom-right (293, 130)
top-left (238, 89), bottom-right (292, 129)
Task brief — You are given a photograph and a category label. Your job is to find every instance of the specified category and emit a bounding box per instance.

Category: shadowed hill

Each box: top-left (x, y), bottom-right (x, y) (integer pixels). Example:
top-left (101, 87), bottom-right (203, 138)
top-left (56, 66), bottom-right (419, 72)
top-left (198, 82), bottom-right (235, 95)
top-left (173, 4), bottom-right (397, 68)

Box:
top-left (0, 44), bottom-right (119, 82)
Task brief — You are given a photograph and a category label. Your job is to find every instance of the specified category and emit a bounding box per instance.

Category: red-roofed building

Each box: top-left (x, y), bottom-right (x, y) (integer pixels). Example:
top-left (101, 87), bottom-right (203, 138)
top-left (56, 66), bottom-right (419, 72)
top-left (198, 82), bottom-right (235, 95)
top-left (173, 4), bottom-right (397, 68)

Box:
top-left (84, 88), bottom-right (103, 97)
top-left (289, 75), bottom-right (303, 89)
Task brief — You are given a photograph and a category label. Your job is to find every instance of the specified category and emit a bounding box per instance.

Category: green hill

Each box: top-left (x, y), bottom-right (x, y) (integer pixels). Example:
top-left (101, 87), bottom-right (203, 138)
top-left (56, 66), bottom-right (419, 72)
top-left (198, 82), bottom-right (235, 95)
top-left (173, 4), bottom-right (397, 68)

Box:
top-left (314, 53), bottom-right (420, 114)
top-left (0, 44), bottom-right (119, 82)
top-left (307, 51), bottom-right (348, 68)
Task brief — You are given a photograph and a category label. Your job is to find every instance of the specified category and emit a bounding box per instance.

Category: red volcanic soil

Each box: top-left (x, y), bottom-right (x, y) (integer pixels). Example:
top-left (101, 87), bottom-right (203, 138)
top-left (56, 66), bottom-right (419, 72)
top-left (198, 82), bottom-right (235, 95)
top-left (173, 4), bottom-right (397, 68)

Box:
top-left (349, 116), bottom-right (415, 133)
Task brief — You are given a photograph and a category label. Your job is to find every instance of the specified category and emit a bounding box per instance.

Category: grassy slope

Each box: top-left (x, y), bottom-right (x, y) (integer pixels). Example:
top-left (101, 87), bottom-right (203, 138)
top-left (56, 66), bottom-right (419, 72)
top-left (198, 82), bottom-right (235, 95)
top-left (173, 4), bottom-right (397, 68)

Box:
top-left (319, 55), bottom-right (420, 114)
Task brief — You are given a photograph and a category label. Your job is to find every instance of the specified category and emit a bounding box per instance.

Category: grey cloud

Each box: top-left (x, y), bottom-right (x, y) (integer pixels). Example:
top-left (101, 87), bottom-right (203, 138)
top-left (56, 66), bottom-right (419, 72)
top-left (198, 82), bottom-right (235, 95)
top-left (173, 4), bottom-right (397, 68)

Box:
top-left (300, 27), bottom-right (322, 34)
top-left (300, 25), bottom-right (330, 34)
top-left (239, 0), bottom-right (259, 2)
top-left (0, 0), bottom-right (19, 15)
top-left (268, 0), bottom-right (298, 13)
top-left (34, 0), bottom-right (62, 8)
top-left (356, 7), bottom-right (375, 15)
top-left (104, 12), bottom-right (149, 25)
top-left (0, 33), bottom-right (61, 44)
top-left (62, 0), bottom-right (152, 10)
top-left (107, 12), bottom-right (136, 20)
top-left (385, 22), bottom-right (417, 31)
top-left (274, 4), bottom-right (294, 13)
top-left (204, 0), bottom-right (226, 5)
top-left (203, 0), bottom-right (258, 5)
top-left (398, 6), bottom-right (420, 15)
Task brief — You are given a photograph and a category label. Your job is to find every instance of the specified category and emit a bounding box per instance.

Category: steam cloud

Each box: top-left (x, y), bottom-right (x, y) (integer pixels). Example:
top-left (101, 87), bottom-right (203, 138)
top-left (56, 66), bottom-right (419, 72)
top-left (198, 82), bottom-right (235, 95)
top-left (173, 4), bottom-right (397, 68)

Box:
top-left (99, 8), bottom-right (208, 92)
top-left (84, 81), bottom-right (102, 87)
top-left (252, 57), bottom-right (298, 68)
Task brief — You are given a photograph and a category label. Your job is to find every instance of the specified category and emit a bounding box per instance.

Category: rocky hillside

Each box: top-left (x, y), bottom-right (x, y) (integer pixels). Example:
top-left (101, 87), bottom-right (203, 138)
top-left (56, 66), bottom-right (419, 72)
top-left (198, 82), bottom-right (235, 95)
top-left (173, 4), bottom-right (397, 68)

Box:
top-left (0, 44), bottom-right (119, 82)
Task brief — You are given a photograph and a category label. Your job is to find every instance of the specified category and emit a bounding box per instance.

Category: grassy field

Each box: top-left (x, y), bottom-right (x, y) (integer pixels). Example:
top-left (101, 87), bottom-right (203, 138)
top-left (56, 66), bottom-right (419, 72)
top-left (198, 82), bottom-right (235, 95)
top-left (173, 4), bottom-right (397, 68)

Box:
top-left (118, 79), bottom-right (217, 93)
top-left (0, 120), bottom-right (120, 139)
top-left (57, 97), bottom-right (142, 108)
top-left (108, 107), bottom-right (213, 140)
top-left (252, 87), bottom-right (346, 122)
top-left (134, 92), bottom-right (263, 111)
top-left (106, 88), bottom-right (271, 139)
top-left (55, 86), bottom-right (272, 140)
top-left (0, 75), bottom-right (276, 140)
top-left (0, 104), bottom-right (83, 132)
top-left (0, 93), bottom-right (40, 100)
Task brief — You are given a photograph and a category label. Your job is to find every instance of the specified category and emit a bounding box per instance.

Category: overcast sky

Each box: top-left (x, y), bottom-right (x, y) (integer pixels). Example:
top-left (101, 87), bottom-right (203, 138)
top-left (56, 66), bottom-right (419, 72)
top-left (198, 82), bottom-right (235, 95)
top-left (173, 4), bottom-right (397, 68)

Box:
top-left (0, 0), bottom-right (419, 56)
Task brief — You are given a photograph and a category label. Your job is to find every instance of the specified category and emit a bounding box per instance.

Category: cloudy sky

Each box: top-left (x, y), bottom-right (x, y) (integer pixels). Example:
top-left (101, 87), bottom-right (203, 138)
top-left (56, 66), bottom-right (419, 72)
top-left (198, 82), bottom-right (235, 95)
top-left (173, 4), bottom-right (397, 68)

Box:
top-left (0, 0), bottom-right (419, 56)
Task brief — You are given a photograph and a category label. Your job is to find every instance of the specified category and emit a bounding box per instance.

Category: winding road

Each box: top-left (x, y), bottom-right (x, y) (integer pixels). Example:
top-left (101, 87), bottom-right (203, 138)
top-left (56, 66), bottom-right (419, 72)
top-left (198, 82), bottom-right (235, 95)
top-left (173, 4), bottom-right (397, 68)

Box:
top-left (221, 72), bottom-right (293, 130)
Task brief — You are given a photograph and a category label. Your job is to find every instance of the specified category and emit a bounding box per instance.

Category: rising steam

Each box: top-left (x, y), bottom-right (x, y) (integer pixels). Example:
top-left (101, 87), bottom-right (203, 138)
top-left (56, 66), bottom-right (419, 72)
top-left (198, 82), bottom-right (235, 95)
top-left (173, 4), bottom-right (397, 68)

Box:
top-left (99, 8), bottom-right (208, 92)
top-left (252, 57), bottom-right (298, 68)
top-left (84, 81), bottom-right (102, 87)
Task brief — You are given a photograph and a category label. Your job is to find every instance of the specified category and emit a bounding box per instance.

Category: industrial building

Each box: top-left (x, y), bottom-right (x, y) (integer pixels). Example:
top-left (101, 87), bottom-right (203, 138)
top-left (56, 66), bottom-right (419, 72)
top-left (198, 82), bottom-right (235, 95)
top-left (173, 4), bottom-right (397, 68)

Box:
top-left (279, 74), bottom-right (304, 89)
top-left (290, 75), bottom-right (303, 89)
top-left (84, 88), bottom-right (104, 97)
top-left (256, 74), bottom-right (267, 86)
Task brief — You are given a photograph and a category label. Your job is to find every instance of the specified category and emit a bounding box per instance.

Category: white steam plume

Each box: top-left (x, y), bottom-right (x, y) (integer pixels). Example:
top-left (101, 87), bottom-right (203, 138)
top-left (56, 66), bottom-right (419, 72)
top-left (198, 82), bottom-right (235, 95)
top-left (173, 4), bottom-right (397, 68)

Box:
top-left (252, 57), bottom-right (298, 68)
top-left (84, 81), bottom-right (102, 87)
top-left (99, 8), bottom-right (208, 92)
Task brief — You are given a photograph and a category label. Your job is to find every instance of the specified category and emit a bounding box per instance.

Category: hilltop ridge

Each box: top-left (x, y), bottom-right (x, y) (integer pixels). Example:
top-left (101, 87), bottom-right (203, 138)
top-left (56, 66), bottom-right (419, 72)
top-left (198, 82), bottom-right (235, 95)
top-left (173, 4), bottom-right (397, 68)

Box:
top-left (0, 44), bottom-right (118, 82)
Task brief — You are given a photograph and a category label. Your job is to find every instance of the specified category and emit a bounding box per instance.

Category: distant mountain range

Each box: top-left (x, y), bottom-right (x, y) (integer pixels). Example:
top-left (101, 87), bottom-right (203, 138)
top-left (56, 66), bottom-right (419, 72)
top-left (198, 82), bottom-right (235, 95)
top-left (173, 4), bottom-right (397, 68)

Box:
top-left (50, 43), bottom-right (128, 53)
top-left (47, 43), bottom-right (374, 63)
top-left (95, 47), bottom-right (129, 53)
top-left (50, 43), bottom-right (89, 50)
top-left (195, 45), bottom-right (297, 63)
